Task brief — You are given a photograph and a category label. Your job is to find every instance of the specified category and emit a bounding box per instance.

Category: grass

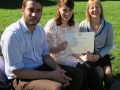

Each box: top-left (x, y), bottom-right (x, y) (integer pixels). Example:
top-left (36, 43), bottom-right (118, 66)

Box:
top-left (102, 1), bottom-right (120, 81)
top-left (0, 0), bottom-right (120, 81)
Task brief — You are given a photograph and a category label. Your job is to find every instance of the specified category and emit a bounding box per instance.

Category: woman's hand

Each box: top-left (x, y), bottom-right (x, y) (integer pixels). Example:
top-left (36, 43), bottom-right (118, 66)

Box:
top-left (91, 54), bottom-right (100, 62)
top-left (80, 51), bottom-right (92, 62)
top-left (58, 41), bottom-right (68, 51)
top-left (73, 51), bottom-right (92, 62)
top-left (50, 41), bottom-right (68, 54)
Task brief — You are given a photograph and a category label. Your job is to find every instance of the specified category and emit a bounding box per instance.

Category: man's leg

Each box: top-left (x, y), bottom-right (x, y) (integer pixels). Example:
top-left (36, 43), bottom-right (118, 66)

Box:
top-left (36, 63), bottom-right (83, 90)
top-left (59, 64), bottom-right (83, 90)
top-left (13, 78), bottom-right (64, 90)
top-left (12, 64), bottom-right (83, 90)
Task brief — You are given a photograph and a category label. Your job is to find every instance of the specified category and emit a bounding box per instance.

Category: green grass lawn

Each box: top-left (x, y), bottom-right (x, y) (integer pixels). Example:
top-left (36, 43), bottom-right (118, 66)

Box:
top-left (0, 0), bottom-right (120, 81)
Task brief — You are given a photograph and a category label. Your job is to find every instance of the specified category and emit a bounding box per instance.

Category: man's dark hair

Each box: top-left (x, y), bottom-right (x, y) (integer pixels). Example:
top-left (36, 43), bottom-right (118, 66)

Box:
top-left (22, 0), bottom-right (43, 8)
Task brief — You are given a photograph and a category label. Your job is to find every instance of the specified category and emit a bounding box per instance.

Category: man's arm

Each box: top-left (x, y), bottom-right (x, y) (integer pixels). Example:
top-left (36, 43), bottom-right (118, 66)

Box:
top-left (42, 54), bottom-right (72, 86)
top-left (13, 68), bottom-right (54, 79)
top-left (13, 54), bottom-right (71, 85)
top-left (13, 54), bottom-right (62, 80)
top-left (13, 65), bottom-right (67, 85)
top-left (42, 54), bottom-right (61, 70)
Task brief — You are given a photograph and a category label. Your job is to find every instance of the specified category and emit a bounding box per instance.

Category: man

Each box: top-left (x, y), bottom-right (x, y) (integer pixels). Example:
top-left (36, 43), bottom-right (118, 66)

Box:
top-left (1, 0), bottom-right (83, 90)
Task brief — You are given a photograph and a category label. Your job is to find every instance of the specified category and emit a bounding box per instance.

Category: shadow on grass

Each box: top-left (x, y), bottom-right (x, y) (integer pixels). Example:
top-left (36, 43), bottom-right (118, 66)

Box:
top-left (0, 0), bottom-right (120, 9)
top-left (0, 0), bottom-right (57, 9)
top-left (113, 73), bottom-right (120, 82)
top-left (111, 73), bottom-right (120, 90)
top-left (0, 0), bottom-right (23, 9)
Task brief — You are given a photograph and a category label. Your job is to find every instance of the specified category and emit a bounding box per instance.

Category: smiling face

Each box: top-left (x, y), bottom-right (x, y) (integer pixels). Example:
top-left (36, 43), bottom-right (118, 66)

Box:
top-left (21, 1), bottom-right (42, 27)
top-left (88, 3), bottom-right (101, 19)
top-left (86, 0), bottom-right (104, 21)
top-left (59, 4), bottom-right (73, 22)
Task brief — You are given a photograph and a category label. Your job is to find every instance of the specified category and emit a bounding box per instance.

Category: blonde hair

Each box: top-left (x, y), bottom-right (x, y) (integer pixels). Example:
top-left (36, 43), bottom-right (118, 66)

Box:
top-left (86, 0), bottom-right (104, 22)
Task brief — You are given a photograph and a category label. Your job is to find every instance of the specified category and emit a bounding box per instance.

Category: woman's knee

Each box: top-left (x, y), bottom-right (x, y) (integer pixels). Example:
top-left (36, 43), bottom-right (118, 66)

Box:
top-left (104, 65), bottom-right (112, 77)
top-left (95, 66), bottom-right (104, 79)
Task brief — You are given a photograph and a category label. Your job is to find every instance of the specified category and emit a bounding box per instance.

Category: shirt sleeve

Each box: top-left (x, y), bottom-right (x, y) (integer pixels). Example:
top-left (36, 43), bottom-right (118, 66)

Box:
top-left (79, 20), bottom-right (88, 32)
top-left (41, 28), bottom-right (50, 56)
top-left (44, 19), bottom-right (57, 48)
top-left (72, 21), bottom-right (80, 33)
top-left (99, 23), bottom-right (113, 57)
top-left (1, 30), bottom-right (24, 71)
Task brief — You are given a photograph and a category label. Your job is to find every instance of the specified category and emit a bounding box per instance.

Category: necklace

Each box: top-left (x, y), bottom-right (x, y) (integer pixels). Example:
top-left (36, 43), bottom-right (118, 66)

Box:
top-left (91, 24), bottom-right (100, 32)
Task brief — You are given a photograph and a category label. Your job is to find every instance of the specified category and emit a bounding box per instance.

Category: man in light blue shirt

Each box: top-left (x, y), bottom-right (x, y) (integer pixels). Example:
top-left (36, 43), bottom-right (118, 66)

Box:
top-left (0, 0), bottom-right (83, 90)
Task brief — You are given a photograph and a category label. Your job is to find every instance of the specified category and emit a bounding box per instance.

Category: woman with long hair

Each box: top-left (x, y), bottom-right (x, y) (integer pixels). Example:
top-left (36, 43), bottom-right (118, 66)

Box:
top-left (79, 0), bottom-right (113, 90)
top-left (45, 0), bottom-right (101, 90)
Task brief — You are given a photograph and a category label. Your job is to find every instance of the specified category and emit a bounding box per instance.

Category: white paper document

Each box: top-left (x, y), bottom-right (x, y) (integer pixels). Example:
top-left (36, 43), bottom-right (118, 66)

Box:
top-left (64, 32), bottom-right (94, 54)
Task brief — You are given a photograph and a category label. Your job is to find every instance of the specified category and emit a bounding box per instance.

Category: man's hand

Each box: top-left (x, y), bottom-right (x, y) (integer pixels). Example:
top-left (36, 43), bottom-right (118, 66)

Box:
top-left (51, 68), bottom-right (72, 87)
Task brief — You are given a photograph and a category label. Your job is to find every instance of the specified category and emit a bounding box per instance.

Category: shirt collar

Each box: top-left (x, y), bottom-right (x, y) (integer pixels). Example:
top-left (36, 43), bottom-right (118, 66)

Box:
top-left (87, 18), bottom-right (104, 33)
top-left (19, 17), bottom-right (38, 33)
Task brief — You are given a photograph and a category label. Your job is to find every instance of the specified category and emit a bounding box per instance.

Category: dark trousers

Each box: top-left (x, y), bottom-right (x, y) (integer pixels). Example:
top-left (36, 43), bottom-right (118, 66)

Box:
top-left (13, 64), bottom-right (83, 90)
top-left (76, 62), bottom-right (101, 90)
top-left (0, 81), bottom-right (9, 90)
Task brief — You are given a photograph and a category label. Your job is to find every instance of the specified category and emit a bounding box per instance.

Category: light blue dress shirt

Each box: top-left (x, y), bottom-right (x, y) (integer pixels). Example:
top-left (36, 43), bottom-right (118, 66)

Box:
top-left (1, 18), bottom-right (50, 79)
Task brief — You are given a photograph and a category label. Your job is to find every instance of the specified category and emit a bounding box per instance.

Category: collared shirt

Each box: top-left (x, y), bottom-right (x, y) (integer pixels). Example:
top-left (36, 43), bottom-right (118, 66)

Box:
top-left (79, 18), bottom-right (113, 58)
top-left (1, 18), bottom-right (50, 79)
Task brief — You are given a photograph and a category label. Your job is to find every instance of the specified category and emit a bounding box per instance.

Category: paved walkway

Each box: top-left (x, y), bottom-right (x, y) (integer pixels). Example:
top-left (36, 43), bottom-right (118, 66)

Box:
top-left (110, 80), bottom-right (120, 90)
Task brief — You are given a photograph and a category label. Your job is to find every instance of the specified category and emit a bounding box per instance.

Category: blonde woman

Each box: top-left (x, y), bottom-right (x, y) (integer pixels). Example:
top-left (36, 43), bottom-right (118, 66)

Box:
top-left (79, 0), bottom-right (113, 90)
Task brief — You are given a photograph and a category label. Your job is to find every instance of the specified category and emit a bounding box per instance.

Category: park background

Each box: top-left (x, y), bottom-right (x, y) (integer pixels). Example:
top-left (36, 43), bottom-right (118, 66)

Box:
top-left (0, 0), bottom-right (120, 89)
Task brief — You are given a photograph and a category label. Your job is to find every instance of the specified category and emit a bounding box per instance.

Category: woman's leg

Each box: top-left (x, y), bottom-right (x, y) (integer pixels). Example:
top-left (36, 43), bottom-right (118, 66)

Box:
top-left (101, 54), bottom-right (113, 90)
top-left (93, 54), bottom-right (112, 90)
top-left (60, 64), bottom-right (83, 90)
top-left (85, 61), bottom-right (101, 90)
top-left (76, 63), bottom-right (89, 90)
top-left (95, 66), bottom-right (104, 90)
top-left (103, 65), bottom-right (113, 90)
